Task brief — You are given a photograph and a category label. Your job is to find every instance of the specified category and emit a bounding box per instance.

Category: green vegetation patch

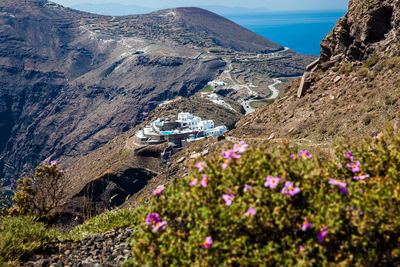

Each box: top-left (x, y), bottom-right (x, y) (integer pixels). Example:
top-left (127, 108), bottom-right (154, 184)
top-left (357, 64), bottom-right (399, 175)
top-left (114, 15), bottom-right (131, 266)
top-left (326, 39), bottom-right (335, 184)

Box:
top-left (202, 85), bottom-right (213, 93)
top-left (249, 100), bottom-right (269, 109)
top-left (0, 216), bottom-right (59, 266)
top-left (68, 208), bottom-right (146, 241)
top-left (365, 52), bottom-right (377, 68)
top-left (126, 130), bottom-right (400, 266)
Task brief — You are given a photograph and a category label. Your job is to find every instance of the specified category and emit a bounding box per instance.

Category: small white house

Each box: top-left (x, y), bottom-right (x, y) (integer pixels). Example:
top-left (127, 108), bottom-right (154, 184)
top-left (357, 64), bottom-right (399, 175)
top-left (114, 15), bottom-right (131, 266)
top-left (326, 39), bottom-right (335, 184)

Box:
top-left (199, 120), bottom-right (214, 131)
top-left (208, 81), bottom-right (227, 88)
top-left (177, 113), bottom-right (203, 129)
top-left (204, 125), bottom-right (227, 137)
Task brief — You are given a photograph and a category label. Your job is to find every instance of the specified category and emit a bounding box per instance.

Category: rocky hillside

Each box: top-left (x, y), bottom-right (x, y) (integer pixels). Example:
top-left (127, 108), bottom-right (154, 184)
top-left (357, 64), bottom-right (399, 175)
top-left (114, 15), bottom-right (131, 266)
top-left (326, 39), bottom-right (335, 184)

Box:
top-left (231, 0), bottom-right (400, 141)
top-left (0, 0), bottom-right (313, 185)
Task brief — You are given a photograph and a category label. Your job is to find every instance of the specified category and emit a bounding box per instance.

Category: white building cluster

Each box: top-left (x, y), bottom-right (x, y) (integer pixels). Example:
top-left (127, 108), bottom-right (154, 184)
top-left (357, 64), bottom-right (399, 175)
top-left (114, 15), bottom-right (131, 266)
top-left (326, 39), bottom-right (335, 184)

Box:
top-left (134, 112), bottom-right (227, 147)
top-left (207, 80), bottom-right (227, 88)
top-left (204, 93), bottom-right (235, 111)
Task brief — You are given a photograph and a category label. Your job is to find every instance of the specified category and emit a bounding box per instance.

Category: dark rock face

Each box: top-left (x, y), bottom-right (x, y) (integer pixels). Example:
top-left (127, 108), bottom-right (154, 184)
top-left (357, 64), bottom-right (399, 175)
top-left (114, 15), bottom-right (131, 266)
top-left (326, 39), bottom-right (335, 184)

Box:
top-left (60, 167), bottom-right (157, 224)
top-left (320, 0), bottom-right (396, 63)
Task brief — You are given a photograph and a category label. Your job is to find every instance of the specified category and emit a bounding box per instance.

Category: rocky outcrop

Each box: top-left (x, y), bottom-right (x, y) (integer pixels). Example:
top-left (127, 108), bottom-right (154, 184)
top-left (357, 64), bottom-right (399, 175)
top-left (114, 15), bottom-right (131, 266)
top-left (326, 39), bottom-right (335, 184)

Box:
top-left (320, 0), bottom-right (397, 64)
top-left (297, 0), bottom-right (399, 97)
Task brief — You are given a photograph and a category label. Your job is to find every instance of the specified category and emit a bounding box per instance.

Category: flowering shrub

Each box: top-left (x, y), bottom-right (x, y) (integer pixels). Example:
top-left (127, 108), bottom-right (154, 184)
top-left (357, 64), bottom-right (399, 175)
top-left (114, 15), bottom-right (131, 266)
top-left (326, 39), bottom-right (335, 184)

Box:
top-left (127, 131), bottom-right (400, 266)
top-left (10, 161), bottom-right (67, 219)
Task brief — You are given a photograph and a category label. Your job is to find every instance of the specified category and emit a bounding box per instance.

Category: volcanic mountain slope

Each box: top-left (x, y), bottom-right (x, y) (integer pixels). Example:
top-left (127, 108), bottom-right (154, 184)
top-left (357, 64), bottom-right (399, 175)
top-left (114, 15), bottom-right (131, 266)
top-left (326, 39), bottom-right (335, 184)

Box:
top-left (0, 0), bottom-right (314, 184)
top-left (231, 0), bottom-right (400, 141)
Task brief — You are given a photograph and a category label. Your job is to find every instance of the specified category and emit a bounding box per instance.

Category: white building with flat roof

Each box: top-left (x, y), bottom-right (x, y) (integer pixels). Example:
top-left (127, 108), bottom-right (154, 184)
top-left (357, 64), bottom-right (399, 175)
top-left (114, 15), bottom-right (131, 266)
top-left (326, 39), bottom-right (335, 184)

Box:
top-left (134, 112), bottom-right (227, 146)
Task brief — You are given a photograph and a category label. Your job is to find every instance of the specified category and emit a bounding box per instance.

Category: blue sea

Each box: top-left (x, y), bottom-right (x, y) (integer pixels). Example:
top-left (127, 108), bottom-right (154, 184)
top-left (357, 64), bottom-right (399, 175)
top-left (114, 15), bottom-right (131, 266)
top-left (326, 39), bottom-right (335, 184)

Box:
top-left (225, 11), bottom-right (346, 55)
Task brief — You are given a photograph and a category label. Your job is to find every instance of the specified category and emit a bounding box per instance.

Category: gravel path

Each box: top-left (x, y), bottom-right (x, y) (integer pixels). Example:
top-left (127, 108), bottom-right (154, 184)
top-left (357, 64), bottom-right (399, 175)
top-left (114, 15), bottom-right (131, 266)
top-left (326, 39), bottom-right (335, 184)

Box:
top-left (22, 228), bottom-right (133, 267)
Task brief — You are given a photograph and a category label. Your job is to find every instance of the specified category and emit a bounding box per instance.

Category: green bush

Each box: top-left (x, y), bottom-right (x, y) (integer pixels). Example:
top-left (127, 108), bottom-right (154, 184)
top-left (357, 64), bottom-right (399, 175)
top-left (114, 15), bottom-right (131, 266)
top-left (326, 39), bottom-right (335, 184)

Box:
top-left (365, 52), bottom-right (377, 68)
top-left (127, 131), bottom-right (400, 266)
top-left (0, 191), bottom-right (12, 216)
top-left (340, 62), bottom-right (353, 74)
top-left (203, 85), bottom-right (213, 93)
top-left (10, 162), bottom-right (67, 219)
top-left (0, 216), bottom-right (59, 266)
top-left (68, 207), bottom-right (146, 240)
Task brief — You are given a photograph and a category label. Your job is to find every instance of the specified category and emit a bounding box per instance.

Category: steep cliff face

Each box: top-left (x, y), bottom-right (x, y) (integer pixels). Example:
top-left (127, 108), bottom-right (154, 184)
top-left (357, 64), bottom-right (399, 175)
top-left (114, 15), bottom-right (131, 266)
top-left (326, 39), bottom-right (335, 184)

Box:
top-left (231, 0), bottom-right (400, 140)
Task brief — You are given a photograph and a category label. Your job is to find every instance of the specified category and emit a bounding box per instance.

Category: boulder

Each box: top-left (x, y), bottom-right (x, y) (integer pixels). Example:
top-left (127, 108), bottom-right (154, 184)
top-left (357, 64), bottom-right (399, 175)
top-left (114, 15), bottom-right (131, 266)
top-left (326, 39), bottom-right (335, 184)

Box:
top-left (297, 72), bottom-right (312, 98)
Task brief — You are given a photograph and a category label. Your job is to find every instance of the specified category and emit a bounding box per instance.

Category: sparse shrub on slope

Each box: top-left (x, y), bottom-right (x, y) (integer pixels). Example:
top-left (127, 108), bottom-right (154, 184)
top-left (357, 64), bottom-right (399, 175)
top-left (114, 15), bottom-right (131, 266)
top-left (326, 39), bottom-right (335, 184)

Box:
top-left (68, 207), bottom-right (146, 240)
top-left (0, 216), bottom-right (59, 266)
top-left (9, 161), bottom-right (67, 219)
top-left (127, 131), bottom-right (400, 266)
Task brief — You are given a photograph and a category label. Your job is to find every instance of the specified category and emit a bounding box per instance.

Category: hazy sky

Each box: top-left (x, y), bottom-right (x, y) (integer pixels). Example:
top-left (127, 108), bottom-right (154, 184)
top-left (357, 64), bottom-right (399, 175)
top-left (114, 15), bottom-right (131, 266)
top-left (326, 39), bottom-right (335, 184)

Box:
top-left (52, 0), bottom-right (349, 11)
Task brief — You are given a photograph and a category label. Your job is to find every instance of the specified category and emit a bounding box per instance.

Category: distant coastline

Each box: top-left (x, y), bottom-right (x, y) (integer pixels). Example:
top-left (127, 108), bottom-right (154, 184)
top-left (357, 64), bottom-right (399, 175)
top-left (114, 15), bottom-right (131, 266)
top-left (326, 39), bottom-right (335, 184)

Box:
top-left (226, 10), bottom-right (346, 56)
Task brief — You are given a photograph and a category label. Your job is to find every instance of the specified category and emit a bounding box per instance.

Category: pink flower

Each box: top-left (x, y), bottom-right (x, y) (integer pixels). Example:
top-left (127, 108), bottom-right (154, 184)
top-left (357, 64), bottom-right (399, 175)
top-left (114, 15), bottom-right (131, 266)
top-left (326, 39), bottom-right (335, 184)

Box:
top-left (222, 160), bottom-right (229, 169)
top-left (202, 236), bottom-right (213, 248)
top-left (223, 149), bottom-right (241, 160)
top-left (339, 187), bottom-right (348, 195)
top-left (195, 161), bottom-right (207, 172)
top-left (233, 141), bottom-right (248, 153)
top-left (290, 154), bottom-right (298, 160)
top-left (353, 173), bottom-right (370, 181)
top-left (281, 181), bottom-right (300, 197)
top-left (299, 150), bottom-right (312, 159)
top-left (152, 221), bottom-right (167, 232)
top-left (58, 169), bottom-right (64, 173)
top-left (245, 207), bottom-right (256, 217)
top-left (329, 178), bottom-right (348, 194)
top-left (328, 178), bottom-right (346, 188)
top-left (264, 176), bottom-right (282, 189)
top-left (153, 185), bottom-right (165, 195)
top-left (346, 161), bottom-right (360, 173)
top-left (200, 175), bottom-right (208, 187)
top-left (243, 184), bottom-right (253, 193)
top-left (299, 245), bottom-right (307, 255)
top-left (222, 150), bottom-right (233, 159)
top-left (346, 150), bottom-right (354, 162)
top-left (301, 217), bottom-right (312, 231)
top-left (373, 133), bottom-right (383, 140)
top-left (190, 177), bottom-right (198, 186)
top-left (318, 225), bottom-right (328, 243)
top-left (231, 151), bottom-right (242, 159)
top-left (50, 160), bottom-right (57, 166)
top-left (145, 213), bottom-right (160, 224)
top-left (222, 193), bottom-right (234, 206)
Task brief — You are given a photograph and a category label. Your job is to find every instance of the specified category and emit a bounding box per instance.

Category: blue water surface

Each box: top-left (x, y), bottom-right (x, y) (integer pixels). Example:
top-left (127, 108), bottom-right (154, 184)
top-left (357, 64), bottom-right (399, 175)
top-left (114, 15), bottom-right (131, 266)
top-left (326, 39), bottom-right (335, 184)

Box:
top-left (161, 131), bottom-right (176, 135)
top-left (225, 10), bottom-right (346, 55)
